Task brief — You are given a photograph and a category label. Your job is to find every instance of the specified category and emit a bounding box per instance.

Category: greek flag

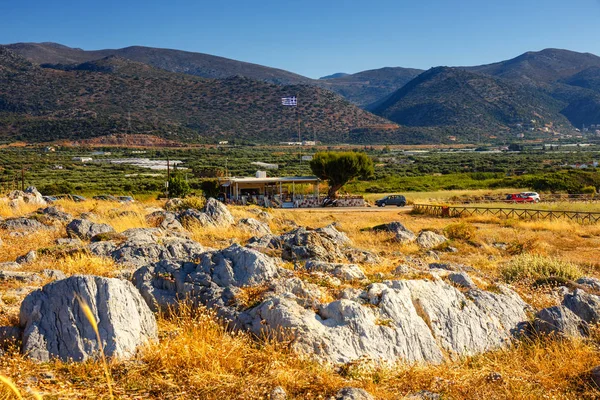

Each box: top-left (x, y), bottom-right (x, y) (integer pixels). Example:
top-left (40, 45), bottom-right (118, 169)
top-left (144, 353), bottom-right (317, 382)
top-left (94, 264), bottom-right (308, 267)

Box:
top-left (281, 96), bottom-right (297, 106)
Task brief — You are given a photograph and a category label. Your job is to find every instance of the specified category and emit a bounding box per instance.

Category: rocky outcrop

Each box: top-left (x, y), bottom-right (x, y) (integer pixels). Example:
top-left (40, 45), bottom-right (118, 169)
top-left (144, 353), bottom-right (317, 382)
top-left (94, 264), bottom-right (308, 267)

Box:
top-left (331, 387), bottom-right (374, 400)
top-left (247, 224), bottom-right (376, 264)
top-left (416, 231), bottom-right (448, 250)
top-left (36, 206), bottom-right (73, 223)
top-left (576, 277), bottom-right (600, 293)
top-left (88, 228), bottom-right (204, 268)
top-left (563, 289), bottom-right (600, 324)
top-left (371, 221), bottom-right (416, 243)
top-left (247, 278), bottom-right (529, 364)
top-left (146, 211), bottom-right (185, 232)
top-left (8, 187), bottom-right (46, 207)
top-left (67, 219), bottom-right (115, 240)
top-left (19, 275), bottom-right (157, 362)
top-left (132, 244), bottom-right (282, 315)
top-left (304, 261), bottom-right (367, 281)
top-left (533, 306), bottom-right (588, 338)
top-left (237, 218), bottom-right (271, 235)
top-left (0, 217), bottom-right (46, 233)
top-left (177, 198), bottom-right (234, 228)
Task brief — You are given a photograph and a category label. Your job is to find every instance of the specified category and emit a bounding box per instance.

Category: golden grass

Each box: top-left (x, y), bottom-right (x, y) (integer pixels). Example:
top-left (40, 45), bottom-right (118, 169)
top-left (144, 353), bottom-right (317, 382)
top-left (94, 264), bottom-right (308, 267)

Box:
top-left (1, 199), bottom-right (600, 398)
top-left (501, 254), bottom-right (583, 283)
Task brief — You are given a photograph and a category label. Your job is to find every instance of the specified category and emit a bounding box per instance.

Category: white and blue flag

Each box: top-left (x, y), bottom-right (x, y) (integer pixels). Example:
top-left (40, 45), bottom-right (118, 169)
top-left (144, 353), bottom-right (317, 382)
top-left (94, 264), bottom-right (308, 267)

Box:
top-left (281, 96), bottom-right (297, 106)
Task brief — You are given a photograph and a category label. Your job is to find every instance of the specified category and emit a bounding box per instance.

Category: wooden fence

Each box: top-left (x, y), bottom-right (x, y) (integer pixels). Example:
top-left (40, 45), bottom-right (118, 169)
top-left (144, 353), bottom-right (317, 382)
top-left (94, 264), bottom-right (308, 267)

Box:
top-left (413, 204), bottom-right (600, 224)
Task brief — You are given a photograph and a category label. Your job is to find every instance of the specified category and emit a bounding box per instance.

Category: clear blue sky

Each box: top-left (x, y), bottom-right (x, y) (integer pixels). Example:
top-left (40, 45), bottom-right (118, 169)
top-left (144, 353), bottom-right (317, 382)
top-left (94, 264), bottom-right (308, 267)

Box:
top-left (2, 0), bottom-right (600, 78)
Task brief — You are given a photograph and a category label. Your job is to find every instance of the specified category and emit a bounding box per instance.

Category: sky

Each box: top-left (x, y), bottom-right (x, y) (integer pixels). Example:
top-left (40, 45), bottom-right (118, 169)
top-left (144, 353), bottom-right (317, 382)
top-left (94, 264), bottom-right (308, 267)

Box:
top-left (2, 0), bottom-right (600, 78)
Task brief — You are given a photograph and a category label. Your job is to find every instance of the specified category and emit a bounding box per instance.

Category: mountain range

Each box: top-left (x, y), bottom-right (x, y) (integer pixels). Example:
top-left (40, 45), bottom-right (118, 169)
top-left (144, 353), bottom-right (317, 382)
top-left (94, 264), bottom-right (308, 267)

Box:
top-left (3, 42), bottom-right (600, 144)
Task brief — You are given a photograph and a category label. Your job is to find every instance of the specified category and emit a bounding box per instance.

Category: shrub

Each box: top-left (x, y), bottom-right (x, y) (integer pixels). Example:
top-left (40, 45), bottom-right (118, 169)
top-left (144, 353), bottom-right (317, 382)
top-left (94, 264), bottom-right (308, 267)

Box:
top-left (179, 196), bottom-right (206, 210)
top-left (168, 173), bottom-right (191, 198)
top-left (581, 186), bottom-right (597, 195)
top-left (500, 254), bottom-right (583, 283)
top-left (444, 222), bottom-right (476, 241)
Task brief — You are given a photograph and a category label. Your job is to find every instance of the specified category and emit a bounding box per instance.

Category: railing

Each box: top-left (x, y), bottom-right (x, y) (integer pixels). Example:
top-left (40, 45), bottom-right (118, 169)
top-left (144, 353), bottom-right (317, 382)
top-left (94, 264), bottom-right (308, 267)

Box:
top-left (413, 204), bottom-right (600, 224)
top-left (441, 193), bottom-right (600, 205)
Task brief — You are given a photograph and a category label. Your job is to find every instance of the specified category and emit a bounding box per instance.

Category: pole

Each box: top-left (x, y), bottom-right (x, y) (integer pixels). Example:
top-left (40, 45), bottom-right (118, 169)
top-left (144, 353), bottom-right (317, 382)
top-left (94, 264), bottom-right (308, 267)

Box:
top-left (166, 156), bottom-right (170, 198)
top-left (296, 99), bottom-right (301, 161)
top-left (21, 166), bottom-right (24, 191)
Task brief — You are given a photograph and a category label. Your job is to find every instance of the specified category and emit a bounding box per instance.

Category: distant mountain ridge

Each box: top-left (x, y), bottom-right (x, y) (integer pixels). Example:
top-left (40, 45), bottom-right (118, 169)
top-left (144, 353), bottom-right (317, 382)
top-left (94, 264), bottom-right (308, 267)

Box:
top-left (5, 42), bottom-right (600, 142)
top-left (0, 47), bottom-right (393, 143)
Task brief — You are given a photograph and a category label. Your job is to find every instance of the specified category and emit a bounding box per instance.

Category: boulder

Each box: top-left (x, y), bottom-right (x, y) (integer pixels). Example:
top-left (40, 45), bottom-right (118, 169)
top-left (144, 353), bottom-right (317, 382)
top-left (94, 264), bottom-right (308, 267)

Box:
top-left (576, 277), bottom-right (600, 292)
top-left (1, 217), bottom-right (46, 233)
top-left (8, 187), bottom-right (46, 206)
top-left (331, 387), bottom-right (374, 400)
top-left (372, 221), bottom-right (416, 243)
top-left (563, 289), bottom-right (600, 324)
top-left (533, 306), bottom-right (588, 338)
top-left (270, 386), bottom-right (287, 400)
top-left (88, 228), bottom-right (204, 268)
top-left (146, 211), bottom-right (185, 231)
top-left (0, 270), bottom-right (41, 283)
top-left (448, 272), bottom-right (477, 289)
top-left (304, 261), bottom-right (367, 281)
top-left (37, 206), bottom-right (73, 223)
top-left (204, 198), bottom-right (235, 226)
top-left (237, 218), bottom-right (271, 235)
top-left (16, 250), bottom-right (37, 265)
top-left (248, 279), bottom-right (529, 364)
top-left (67, 219), bottom-right (115, 240)
top-left (19, 275), bottom-right (158, 362)
top-left (416, 231), bottom-right (448, 249)
top-left (0, 262), bottom-right (22, 270)
top-left (132, 244), bottom-right (282, 314)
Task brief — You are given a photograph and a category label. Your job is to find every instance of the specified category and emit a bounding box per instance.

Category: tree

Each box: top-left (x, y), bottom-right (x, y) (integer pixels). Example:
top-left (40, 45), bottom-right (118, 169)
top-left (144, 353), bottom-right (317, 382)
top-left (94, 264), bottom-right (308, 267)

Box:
top-left (200, 179), bottom-right (220, 198)
top-left (167, 173), bottom-right (190, 198)
top-left (310, 151), bottom-right (374, 198)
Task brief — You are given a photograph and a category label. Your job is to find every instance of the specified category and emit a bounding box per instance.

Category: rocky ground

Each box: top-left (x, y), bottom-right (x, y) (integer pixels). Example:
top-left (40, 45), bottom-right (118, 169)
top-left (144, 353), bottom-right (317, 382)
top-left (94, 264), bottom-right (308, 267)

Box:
top-left (1, 188), bottom-right (600, 399)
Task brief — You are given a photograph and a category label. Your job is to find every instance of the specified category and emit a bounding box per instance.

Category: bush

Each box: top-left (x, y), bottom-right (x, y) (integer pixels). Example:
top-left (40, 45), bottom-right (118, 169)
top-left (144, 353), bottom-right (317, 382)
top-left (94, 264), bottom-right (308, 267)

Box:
top-left (500, 254), bottom-right (583, 283)
top-left (200, 179), bottom-right (221, 198)
top-left (180, 196), bottom-right (206, 210)
top-left (168, 173), bottom-right (190, 198)
top-left (444, 222), bottom-right (476, 241)
top-left (581, 186), bottom-right (597, 195)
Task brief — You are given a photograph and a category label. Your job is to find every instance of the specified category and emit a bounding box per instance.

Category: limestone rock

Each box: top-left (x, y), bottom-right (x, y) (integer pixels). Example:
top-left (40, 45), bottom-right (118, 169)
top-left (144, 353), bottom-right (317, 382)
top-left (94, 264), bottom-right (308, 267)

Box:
top-left (19, 275), bottom-right (158, 362)
top-left (248, 279), bottom-right (529, 364)
top-left (0, 270), bottom-right (41, 283)
top-left (331, 387), bottom-right (374, 400)
top-left (88, 228), bottom-right (204, 267)
top-left (416, 231), bottom-right (448, 250)
top-left (132, 244), bottom-right (282, 313)
top-left (67, 219), bottom-right (115, 240)
top-left (576, 277), bottom-right (600, 292)
top-left (1, 218), bottom-right (46, 233)
top-left (448, 272), bottom-right (477, 289)
top-left (204, 198), bottom-right (235, 227)
top-left (563, 289), bottom-right (600, 324)
top-left (372, 221), bottom-right (416, 243)
top-left (37, 206), bottom-right (73, 223)
top-left (16, 250), bottom-right (37, 264)
top-left (237, 218), bottom-right (271, 235)
top-left (304, 261), bottom-right (367, 281)
top-left (533, 306), bottom-right (588, 338)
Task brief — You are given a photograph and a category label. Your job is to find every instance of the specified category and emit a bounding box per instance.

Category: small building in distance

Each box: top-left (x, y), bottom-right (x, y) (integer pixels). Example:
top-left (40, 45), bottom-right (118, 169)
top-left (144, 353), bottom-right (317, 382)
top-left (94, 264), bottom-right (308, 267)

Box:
top-left (251, 161), bottom-right (279, 170)
top-left (71, 157), bottom-right (93, 162)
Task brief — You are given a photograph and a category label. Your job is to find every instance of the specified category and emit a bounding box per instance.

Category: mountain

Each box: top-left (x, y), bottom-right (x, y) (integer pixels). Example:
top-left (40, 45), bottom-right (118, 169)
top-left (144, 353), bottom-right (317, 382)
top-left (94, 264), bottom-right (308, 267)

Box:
top-left (6, 43), bottom-right (422, 107)
top-left (466, 48), bottom-right (600, 84)
top-left (562, 66), bottom-right (600, 93)
top-left (0, 47), bottom-right (393, 143)
top-left (371, 67), bottom-right (571, 134)
top-left (319, 67), bottom-right (424, 107)
top-left (4, 42), bottom-right (314, 85)
top-left (319, 73), bottom-right (349, 79)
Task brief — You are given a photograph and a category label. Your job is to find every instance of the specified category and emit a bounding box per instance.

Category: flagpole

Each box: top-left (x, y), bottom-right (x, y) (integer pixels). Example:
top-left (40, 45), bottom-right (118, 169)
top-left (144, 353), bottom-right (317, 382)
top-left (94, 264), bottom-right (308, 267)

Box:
top-left (296, 98), bottom-right (301, 161)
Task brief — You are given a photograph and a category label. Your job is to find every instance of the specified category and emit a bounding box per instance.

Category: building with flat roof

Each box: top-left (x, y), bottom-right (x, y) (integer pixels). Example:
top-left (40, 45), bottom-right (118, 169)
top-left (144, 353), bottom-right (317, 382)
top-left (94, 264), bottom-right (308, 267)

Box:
top-left (219, 173), bottom-right (320, 208)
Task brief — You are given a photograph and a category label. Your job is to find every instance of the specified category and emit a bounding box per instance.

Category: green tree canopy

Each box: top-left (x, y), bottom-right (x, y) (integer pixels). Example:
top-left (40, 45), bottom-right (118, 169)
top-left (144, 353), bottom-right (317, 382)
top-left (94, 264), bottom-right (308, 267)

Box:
top-left (168, 172), bottom-right (191, 198)
top-left (310, 151), bottom-right (374, 198)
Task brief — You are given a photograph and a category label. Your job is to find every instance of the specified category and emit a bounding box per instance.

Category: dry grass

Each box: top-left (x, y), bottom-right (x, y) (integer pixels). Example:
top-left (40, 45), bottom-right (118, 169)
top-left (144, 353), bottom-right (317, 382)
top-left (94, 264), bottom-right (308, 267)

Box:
top-left (1, 200), bottom-right (600, 398)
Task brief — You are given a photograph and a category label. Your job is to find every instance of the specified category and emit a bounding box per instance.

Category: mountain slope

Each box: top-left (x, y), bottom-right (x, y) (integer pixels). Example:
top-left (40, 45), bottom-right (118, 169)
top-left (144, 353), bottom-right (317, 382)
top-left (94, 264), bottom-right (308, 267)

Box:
top-left (466, 48), bottom-right (600, 84)
top-left (319, 67), bottom-right (424, 107)
top-left (4, 42), bottom-right (314, 85)
top-left (6, 43), bottom-right (423, 107)
top-left (0, 47), bottom-right (393, 143)
top-left (371, 67), bottom-right (571, 133)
